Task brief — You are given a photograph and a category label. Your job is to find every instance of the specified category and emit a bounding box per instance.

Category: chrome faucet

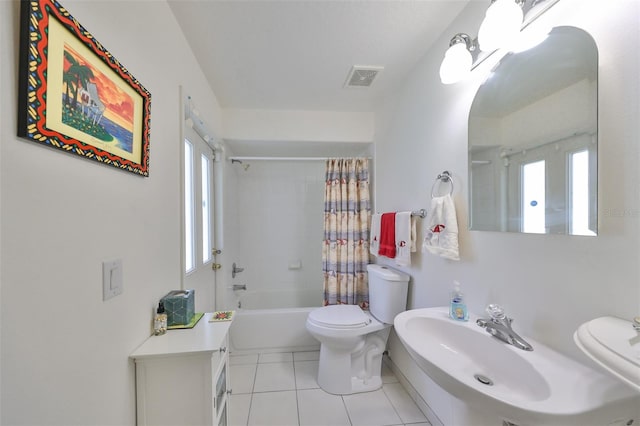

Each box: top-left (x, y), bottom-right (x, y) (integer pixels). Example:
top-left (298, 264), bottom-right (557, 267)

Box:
top-left (476, 304), bottom-right (533, 351)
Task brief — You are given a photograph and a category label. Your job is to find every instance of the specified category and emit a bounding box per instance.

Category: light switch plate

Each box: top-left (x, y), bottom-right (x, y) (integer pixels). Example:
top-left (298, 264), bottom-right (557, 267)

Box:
top-left (103, 259), bottom-right (123, 301)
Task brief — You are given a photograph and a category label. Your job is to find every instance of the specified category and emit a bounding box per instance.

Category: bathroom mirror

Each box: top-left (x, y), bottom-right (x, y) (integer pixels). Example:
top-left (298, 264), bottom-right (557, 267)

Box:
top-left (469, 26), bottom-right (598, 235)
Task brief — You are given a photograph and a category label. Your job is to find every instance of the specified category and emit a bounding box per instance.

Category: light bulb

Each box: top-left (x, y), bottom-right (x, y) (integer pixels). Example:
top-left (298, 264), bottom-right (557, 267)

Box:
top-left (478, 0), bottom-right (523, 52)
top-left (439, 41), bottom-right (472, 84)
top-left (511, 26), bottom-right (550, 53)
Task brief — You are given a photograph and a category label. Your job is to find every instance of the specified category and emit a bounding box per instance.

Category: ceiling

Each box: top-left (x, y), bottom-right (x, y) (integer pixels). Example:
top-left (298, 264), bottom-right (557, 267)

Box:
top-left (168, 0), bottom-right (470, 113)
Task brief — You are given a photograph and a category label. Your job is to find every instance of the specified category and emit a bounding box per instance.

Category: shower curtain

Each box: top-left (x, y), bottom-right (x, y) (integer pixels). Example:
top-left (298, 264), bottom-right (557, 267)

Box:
top-left (322, 158), bottom-right (371, 308)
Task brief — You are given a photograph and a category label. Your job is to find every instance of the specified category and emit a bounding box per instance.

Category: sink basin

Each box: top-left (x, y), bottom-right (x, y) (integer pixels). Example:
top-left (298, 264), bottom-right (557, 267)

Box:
top-left (394, 307), bottom-right (638, 424)
top-left (399, 310), bottom-right (551, 402)
top-left (574, 316), bottom-right (640, 392)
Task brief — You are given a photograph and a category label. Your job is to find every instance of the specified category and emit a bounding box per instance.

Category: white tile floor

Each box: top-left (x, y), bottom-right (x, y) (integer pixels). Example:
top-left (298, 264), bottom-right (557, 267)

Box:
top-left (229, 351), bottom-right (430, 426)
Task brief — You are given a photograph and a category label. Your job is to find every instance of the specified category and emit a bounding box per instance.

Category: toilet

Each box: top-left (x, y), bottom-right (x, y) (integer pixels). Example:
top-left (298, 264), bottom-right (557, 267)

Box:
top-left (306, 264), bottom-right (410, 395)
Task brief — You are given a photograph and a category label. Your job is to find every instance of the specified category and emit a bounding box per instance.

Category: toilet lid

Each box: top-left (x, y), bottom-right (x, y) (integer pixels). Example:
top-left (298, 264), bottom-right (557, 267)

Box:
top-left (308, 305), bottom-right (371, 329)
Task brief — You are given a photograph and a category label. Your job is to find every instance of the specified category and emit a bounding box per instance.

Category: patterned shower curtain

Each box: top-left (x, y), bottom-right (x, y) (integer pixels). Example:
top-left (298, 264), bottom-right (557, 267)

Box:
top-left (322, 158), bottom-right (371, 308)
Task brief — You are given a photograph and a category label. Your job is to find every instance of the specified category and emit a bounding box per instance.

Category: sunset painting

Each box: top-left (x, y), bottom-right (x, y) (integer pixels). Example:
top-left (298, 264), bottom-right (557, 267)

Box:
top-left (18, 0), bottom-right (151, 176)
top-left (61, 44), bottom-right (135, 153)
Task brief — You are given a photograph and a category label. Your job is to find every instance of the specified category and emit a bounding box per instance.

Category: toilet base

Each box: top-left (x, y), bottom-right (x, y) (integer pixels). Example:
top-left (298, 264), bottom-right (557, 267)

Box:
top-left (350, 374), bottom-right (382, 394)
top-left (317, 350), bottom-right (385, 395)
top-left (316, 327), bottom-right (390, 395)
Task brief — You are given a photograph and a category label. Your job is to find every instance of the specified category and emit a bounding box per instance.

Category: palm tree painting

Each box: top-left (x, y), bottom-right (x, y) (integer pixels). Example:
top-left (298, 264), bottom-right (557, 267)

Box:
top-left (61, 44), bottom-right (135, 153)
top-left (63, 51), bottom-right (92, 109)
top-left (61, 56), bottom-right (76, 109)
top-left (18, 0), bottom-right (151, 176)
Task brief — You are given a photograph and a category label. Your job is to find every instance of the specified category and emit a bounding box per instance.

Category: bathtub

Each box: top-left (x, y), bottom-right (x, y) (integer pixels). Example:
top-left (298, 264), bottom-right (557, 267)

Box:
top-left (236, 288), bottom-right (320, 310)
top-left (229, 289), bottom-right (322, 354)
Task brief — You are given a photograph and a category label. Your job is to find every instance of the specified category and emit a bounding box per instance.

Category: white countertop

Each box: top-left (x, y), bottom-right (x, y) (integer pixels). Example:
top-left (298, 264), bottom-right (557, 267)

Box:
top-left (130, 313), bottom-right (232, 359)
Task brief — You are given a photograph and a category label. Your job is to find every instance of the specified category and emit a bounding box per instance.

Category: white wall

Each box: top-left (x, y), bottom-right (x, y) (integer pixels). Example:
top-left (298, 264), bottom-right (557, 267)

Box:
top-left (223, 108), bottom-right (374, 143)
top-left (0, 1), bottom-right (222, 424)
top-left (229, 160), bottom-right (325, 309)
top-left (375, 0), bottom-right (640, 423)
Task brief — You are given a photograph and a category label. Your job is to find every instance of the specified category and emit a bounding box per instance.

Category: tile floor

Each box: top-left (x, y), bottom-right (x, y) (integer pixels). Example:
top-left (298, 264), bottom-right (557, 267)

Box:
top-left (229, 351), bottom-right (430, 426)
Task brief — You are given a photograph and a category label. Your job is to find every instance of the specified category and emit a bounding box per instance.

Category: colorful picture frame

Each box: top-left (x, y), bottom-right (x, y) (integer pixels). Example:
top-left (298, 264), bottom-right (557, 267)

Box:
top-left (17, 0), bottom-right (151, 176)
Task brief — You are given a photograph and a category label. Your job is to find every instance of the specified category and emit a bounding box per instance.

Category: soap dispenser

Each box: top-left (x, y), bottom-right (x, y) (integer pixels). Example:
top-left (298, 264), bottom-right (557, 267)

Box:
top-left (449, 281), bottom-right (468, 321)
top-left (154, 301), bottom-right (167, 335)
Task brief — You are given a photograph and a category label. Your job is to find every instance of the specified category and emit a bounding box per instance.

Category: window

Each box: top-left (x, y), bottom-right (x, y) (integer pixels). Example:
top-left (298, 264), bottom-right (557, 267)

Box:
top-left (569, 150), bottom-right (596, 236)
top-left (181, 96), bottom-right (218, 310)
top-left (183, 133), bottom-right (215, 275)
top-left (184, 139), bottom-right (195, 273)
top-left (521, 160), bottom-right (546, 234)
top-left (202, 154), bottom-right (212, 263)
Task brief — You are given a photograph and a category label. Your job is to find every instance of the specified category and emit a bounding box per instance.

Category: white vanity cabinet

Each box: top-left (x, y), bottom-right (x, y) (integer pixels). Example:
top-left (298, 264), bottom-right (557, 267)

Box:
top-left (130, 313), bottom-right (232, 426)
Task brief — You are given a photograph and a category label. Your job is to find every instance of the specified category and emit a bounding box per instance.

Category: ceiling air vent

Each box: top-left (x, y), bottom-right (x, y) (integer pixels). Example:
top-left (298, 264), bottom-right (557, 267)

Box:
top-left (344, 66), bottom-right (383, 88)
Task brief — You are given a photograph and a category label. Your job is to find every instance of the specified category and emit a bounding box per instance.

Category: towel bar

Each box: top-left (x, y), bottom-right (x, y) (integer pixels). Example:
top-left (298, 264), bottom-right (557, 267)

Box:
top-left (375, 210), bottom-right (426, 218)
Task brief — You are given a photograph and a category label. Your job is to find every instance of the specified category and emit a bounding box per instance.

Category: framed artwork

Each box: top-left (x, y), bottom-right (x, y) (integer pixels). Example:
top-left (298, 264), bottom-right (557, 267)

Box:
top-left (17, 0), bottom-right (152, 176)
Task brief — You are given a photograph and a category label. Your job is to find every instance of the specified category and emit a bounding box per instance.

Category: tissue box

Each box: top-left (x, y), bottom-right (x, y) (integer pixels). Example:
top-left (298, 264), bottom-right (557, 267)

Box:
top-left (161, 289), bottom-right (195, 326)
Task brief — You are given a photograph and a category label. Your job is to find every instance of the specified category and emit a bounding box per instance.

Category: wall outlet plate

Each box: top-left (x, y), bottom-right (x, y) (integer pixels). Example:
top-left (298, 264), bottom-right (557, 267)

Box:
top-left (103, 259), bottom-right (123, 301)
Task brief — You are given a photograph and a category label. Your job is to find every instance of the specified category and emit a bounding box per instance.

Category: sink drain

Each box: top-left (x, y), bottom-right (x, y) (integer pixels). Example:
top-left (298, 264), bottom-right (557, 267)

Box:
top-left (474, 374), bottom-right (494, 386)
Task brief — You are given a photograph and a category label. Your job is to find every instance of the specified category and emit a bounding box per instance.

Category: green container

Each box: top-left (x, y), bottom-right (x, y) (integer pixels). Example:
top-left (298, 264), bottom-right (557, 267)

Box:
top-left (161, 289), bottom-right (195, 326)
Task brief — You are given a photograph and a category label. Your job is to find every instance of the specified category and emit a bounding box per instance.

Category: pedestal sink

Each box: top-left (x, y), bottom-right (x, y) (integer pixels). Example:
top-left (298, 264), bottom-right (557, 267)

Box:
top-left (394, 307), bottom-right (639, 425)
top-left (574, 316), bottom-right (640, 392)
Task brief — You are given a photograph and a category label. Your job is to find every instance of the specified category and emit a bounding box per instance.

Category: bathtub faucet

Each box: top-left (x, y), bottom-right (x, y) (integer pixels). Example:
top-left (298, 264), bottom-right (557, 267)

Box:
top-left (232, 284), bottom-right (247, 291)
top-left (232, 262), bottom-right (244, 278)
top-left (476, 304), bottom-right (533, 351)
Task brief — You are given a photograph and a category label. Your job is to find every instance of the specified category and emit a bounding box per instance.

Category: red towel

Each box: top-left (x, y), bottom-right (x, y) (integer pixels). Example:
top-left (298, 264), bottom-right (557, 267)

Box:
top-left (378, 212), bottom-right (397, 258)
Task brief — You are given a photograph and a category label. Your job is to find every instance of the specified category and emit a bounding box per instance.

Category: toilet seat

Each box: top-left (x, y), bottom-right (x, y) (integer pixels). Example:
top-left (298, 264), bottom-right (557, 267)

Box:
top-left (307, 305), bottom-right (371, 329)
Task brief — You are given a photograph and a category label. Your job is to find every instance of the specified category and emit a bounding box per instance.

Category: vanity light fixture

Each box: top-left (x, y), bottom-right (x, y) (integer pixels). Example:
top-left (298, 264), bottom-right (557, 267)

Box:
top-left (510, 25), bottom-right (551, 53)
top-left (439, 0), bottom-right (560, 85)
top-left (439, 33), bottom-right (477, 85)
top-left (478, 0), bottom-right (525, 52)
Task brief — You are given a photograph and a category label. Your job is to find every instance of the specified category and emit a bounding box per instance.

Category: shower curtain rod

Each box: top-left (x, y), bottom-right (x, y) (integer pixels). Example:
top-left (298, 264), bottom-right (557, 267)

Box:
top-left (229, 156), bottom-right (372, 162)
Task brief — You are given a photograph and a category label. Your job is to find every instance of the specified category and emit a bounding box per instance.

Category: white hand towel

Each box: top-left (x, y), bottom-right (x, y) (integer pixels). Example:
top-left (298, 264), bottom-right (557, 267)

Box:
top-left (422, 194), bottom-right (459, 261)
top-left (395, 211), bottom-right (416, 266)
top-left (369, 213), bottom-right (381, 256)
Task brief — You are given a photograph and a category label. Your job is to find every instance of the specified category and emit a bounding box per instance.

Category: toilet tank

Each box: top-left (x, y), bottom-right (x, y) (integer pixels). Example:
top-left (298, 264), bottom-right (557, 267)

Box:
top-left (367, 264), bottom-right (410, 324)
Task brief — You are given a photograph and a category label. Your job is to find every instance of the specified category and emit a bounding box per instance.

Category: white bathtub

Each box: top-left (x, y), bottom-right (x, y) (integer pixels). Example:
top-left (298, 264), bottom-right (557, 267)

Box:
top-left (228, 288), bottom-right (322, 353)
top-left (237, 288), bottom-right (321, 310)
top-left (229, 306), bottom-right (320, 354)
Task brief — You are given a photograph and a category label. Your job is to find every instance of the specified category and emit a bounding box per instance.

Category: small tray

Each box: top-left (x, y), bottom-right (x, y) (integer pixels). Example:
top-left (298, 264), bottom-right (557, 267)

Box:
top-left (167, 312), bottom-right (204, 330)
top-left (210, 310), bottom-right (234, 322)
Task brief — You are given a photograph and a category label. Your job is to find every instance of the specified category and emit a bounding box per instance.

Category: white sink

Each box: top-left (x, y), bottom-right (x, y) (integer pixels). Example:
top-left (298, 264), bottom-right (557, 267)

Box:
top-left (574, 316), bottom-right (640, 392)
top-left (394, 307), bottom-right (639, 424)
